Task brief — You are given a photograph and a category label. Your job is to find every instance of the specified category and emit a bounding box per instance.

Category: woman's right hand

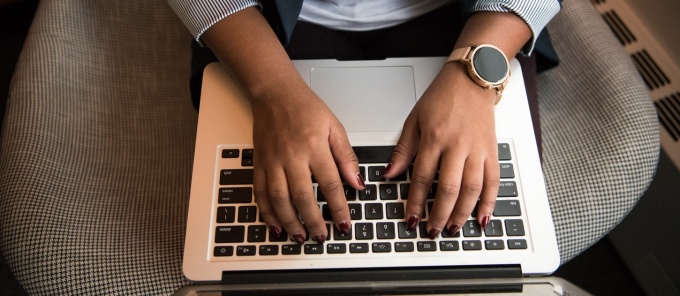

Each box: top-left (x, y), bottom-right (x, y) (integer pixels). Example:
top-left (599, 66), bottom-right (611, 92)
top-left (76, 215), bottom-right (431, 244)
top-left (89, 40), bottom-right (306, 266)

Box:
top-left (250, 83), bottom-right (365, 245)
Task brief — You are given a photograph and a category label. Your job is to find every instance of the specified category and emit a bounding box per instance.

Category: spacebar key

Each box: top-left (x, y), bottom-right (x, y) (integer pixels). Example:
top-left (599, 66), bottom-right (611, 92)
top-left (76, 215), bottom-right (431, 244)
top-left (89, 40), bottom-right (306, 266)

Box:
top-left (220, 169), bottom-right (254, 185)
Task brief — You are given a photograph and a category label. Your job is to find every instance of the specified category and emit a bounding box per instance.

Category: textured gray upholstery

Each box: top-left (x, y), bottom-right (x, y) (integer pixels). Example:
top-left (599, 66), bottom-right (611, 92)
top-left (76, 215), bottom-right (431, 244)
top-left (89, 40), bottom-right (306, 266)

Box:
top-left (0, 0), bottom-right (658, 295)
top-left (539, 0), bottom-right (659, 263)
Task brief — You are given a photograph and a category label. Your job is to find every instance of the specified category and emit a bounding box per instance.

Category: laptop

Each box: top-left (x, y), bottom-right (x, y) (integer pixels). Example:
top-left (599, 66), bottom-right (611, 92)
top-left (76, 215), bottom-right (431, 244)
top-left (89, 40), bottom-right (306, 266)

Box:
top-left (181, 57), bottom-right (560, 294)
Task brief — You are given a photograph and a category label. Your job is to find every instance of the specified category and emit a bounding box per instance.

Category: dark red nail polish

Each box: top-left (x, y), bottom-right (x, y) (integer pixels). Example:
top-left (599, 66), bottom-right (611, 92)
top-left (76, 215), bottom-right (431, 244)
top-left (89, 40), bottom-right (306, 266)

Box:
top-left (293, 234), bottom-right (305, 245)
top-left (356, 173), bottom-right (366, 188)
top-left (407, 216), bottom-right (419, 230)
top-left (428, 228), bottom-right (441, 240)
top-left (339, 222), bottom-right (351, 235)
top-left (269, 226), bottom-right (281, 238)
top-left (481, 216), bottom-right (491, 230)
top-left (313, 235), bottom-right (326, 244)
top-left (447, 224), bottom-right (461, 236)
top-left (384, 162), bottom-right (393, 176)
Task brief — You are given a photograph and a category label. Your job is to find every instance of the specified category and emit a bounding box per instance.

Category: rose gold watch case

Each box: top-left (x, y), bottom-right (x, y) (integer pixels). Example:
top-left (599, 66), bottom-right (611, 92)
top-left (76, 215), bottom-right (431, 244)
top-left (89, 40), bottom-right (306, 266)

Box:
top-left (447, 44), bottom-right (510, 104)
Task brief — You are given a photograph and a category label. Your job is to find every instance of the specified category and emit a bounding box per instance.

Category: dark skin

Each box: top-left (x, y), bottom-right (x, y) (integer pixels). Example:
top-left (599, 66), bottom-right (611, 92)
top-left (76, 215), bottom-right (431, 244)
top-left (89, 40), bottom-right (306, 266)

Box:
top-left (203, 7), bottom-right (531, 243)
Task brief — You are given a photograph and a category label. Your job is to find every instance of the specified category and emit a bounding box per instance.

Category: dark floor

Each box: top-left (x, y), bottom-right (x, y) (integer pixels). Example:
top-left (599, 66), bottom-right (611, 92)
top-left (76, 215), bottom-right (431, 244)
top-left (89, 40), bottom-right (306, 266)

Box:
top-left (0, 1), bottom-right (647, 295)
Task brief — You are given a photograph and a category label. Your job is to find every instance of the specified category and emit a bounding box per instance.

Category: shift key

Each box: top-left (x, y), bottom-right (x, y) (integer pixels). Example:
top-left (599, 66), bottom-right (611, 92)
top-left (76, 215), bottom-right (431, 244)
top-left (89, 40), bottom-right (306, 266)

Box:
top-left (220, 169), bottom-right (254, 185)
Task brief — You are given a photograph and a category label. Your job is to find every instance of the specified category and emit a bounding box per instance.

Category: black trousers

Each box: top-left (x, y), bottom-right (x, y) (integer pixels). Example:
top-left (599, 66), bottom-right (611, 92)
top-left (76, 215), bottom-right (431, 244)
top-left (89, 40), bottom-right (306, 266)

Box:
top-left (190, 3), bottom-right (541, 155)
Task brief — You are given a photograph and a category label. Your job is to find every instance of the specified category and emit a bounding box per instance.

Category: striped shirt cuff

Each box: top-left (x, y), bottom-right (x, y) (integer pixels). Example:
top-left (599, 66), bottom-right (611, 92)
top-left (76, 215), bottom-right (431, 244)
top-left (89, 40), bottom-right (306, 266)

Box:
top-left (467, 0), bottom-right (561, 55)
top-left (168, 0), bottom-right (261, 45)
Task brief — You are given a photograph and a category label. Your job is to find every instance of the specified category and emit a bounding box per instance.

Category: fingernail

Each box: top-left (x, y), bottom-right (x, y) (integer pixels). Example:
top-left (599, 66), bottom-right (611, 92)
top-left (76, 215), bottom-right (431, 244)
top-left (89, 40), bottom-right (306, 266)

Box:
top-left (447, 224), bottom-right (462, 236)
top-left (269, 225), bottom-right (281, 238)
top-left (481, 215), bottom-right (491, 230)
top-left (293, 234), bottom-right (306, 245)
top-left (407, 215), bottom-right (419, 230)
top-left (384, 162), bottom-right (394, 176)
top-left (313, 235), bottom-right (326, 244)
top-left (339, 221), bottom-right (351, 235)
top-left (428, 228), bottom-right (441, 240)
top-left (356, 173), bottom-right (366, 188)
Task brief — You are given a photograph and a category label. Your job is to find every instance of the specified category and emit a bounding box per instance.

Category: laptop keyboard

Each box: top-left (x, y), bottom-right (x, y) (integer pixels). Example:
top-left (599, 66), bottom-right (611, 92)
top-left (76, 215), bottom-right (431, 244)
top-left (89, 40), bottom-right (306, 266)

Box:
top-left (212, 144), bottom-right (527, 258)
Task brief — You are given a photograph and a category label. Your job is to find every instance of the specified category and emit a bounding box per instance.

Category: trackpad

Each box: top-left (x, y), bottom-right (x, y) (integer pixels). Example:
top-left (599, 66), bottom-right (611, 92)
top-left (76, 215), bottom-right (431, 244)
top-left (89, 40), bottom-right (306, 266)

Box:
top-left (310, 66), bottom-right (416, 133)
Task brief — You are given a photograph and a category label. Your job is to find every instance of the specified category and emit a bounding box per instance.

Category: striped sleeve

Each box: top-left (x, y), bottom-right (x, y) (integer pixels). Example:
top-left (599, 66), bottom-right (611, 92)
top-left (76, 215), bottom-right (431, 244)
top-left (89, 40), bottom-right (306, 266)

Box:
top-left (464, 0), bottom-right (562, 55)
top-left (168, 0), bottom-right (261, 44)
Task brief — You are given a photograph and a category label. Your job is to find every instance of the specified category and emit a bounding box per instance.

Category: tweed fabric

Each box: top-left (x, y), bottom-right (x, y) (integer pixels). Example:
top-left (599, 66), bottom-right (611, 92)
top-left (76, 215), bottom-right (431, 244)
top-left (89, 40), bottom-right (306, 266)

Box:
top-left (0, 0), bottom-right (195, 295)
top-left (538, 0), bottom-right (659, 264)
top-left (0, 0), bottom-right (658, 294)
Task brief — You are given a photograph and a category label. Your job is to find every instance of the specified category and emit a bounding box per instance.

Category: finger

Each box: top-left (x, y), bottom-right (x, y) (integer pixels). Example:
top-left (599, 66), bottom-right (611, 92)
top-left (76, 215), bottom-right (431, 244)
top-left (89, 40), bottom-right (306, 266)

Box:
top-left (445, 157), bottom-right (485, 236)
top-left (253, 167), bottom-right (283, 238)
top-left (384, 115), bottom-right (419, 179)
top-left (266, 167), bottom-right (307, 244)
top-left (427, 152), bottom-right (465, 239)
top-left (286, 163), bottom-right (327, 244)
top-left (328, 122), bottom-right (364, 190)
top-left (311, 149), bottom-right (352, 236)
top-left (476, 157), bottom-right (500, 229)
top-left (404, 143), bottom-right (439, 231)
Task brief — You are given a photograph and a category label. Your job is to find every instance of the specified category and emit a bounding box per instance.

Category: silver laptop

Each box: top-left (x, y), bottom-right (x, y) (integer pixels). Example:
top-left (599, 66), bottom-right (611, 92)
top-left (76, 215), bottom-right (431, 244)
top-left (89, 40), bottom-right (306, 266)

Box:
top-left (182, 58), bottom-right (560, 293)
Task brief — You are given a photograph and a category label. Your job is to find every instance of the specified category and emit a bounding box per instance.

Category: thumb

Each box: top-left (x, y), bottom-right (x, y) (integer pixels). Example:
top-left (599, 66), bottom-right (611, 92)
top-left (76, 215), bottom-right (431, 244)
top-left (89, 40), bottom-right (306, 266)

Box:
top-left (328, 121), bottom-right (364, 190)
top-left (384, 116), bottom-right (419, 179)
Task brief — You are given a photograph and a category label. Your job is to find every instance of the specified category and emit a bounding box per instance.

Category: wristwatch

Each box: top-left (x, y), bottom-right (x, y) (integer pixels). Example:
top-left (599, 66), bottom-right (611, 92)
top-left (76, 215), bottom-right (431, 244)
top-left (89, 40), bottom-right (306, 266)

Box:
top-left (446, 44), bottom-right (510, 104)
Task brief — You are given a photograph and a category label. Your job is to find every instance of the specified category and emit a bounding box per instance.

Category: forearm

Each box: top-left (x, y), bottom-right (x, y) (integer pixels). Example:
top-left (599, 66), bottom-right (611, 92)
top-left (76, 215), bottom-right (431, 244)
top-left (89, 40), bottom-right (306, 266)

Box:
top-left (202, 7), bottom-right (305, 102)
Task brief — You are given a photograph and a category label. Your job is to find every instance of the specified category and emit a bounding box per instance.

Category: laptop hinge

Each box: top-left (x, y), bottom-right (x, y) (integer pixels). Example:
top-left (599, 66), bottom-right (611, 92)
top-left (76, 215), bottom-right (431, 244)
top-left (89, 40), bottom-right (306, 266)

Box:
top-left (221, 265), bottom-right (521, 285)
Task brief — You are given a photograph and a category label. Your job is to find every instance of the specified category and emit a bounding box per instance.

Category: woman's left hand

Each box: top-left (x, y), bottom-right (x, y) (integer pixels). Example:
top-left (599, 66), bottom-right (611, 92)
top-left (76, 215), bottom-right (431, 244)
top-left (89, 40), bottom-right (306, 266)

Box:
top-left (382, 61), bottom-right (500, 239)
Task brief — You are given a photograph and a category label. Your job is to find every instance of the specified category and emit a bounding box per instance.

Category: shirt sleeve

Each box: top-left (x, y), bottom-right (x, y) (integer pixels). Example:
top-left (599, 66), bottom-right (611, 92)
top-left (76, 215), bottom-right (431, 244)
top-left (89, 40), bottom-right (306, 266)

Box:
top-left (463, 0), bottom-right (562, 55)
top-left (168, 0), bottom-right (262, 44)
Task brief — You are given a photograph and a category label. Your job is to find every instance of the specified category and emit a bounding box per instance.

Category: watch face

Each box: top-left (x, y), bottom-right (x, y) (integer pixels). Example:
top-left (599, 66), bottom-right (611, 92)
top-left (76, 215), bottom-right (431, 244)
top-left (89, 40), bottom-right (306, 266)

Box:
top-left (472, 46), bottom-right (508, 85)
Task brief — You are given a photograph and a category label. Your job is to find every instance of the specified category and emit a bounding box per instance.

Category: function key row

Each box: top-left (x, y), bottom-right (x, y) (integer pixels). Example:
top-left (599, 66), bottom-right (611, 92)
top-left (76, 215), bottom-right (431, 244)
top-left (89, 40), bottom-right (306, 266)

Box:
top-left (214, 239), bottom-right (527, 257)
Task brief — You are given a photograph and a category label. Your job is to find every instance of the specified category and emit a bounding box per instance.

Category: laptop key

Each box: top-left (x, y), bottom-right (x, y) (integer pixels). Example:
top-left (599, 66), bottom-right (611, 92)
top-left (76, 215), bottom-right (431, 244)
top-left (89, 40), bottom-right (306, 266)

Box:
top-left (365, 203), bottom-right (384, 219)
top-left (236, 246), bottom-right (256, 256)
top-left (398, 222), bottom-right (417, 239)
top-left (214, 246), bottom-right (234, 257)
top-left (349, 203), bottom-right (362, 220)
top-left (380, 184), bottom-right (398, 200)
top-left (282, 244), bottom-right (301, 255)
top-left (508, 239), bottom-right (528, 249)
top-left (386, 202), bottom-right (405, 219)
top-left (216, 207), bottom-right (236, 223)
top-left (498, 144), bottom-right (512, 160)
top-left (377, 222), bottom-right (396, 239)
top-left (485, 240), bottom-right (505, 250)
top-left (498, 181), bottom-right (518, 197)
top-left (463, 220), bottom-right (482, 237)
top-left (304, 244), bottom-right (324, 254)
top-left (241, 158), bottom-right (253, 167)
top-left (395, 242), bottom-right (415, 252)
top-left (484, 220), bottom-right (504, 237)
top-left (350, 243), bottom-right (370, 253)
top-left (500, 163), bottom-right (515, 179)
top-left (400, 183), bottom-right (410, 199)
top-left (417, 241), bottom-right (437, 252)
top-left (355, 223), bottom-right (374, 240)
top-left (327, 243), bottom-right (347, 254)
top-left (222, 149), bottom-right (239, 158)
top-left (215, 226), bottom-right (245, 243)
top-left (359, 184), bottom-right (378, 200)
top-left (333, 226), bottom-right (352, 241)
top-left (440, 241), bottom-right (460, 251)
top-left (247, 225), bottom-right (267, 242)
top-left (368, 166), bottom-right (386, 182)
top-left (238, 206), bottom-right (257, 222)
top-left (259, 245), bottom-right (279, 255)
top-left (372, 242), bottom-right (392, 253)
top-left (242, 149), bottom-right (253, 159)
top-left (269, 228), bottom-right (288, 242)
top-left (505, 219), bottom-right (526, 236)
top-left (220, 169), bottom-right (254, 185)
top-left (218, 187), bottom-right (252, 204)
top-left (494, 200), bottom-right (521, 216)
top-left (462, 240), bottom-right (482, 250)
